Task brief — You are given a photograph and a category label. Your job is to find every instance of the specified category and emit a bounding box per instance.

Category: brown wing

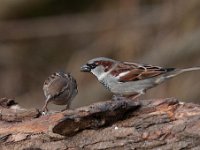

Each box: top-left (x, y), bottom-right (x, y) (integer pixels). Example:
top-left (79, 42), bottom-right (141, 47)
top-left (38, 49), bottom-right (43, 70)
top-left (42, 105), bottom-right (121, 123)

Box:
top-left (44, 75), bottom-right (69, 99)
top-left (111, 62), bottom-right (175, 82)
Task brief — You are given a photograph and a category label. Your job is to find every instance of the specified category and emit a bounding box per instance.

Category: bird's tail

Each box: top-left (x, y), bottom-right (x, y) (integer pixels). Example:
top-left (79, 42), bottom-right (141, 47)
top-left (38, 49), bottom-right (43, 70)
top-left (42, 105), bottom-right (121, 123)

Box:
top-left (166, 67), bottom-right (200, 79)
top-left (181, 67), bottom-right (200, 72)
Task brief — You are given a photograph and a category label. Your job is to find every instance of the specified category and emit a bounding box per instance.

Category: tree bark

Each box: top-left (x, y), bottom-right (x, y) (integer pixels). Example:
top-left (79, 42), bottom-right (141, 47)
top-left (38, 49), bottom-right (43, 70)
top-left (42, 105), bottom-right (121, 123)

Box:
top-left (0, 97), bottom-right (200, 150)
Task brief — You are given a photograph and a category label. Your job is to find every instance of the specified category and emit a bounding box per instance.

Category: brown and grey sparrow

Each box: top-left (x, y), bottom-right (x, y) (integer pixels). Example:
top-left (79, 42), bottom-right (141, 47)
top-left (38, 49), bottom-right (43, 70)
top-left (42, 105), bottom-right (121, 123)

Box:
top-left (81, 57), bottom-right (200, 100)
top-left (42, 71), bottom-right (78, 112)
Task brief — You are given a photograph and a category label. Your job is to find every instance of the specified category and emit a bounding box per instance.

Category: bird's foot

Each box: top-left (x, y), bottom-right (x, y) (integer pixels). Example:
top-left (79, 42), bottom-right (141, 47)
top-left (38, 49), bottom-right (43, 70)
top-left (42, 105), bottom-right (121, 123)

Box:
top-left (41, 111), bottom-right (48, 115)
top-left (112, 95), bottom-right (127, 101)
top-left (41, 105), bottom-right (50, 115)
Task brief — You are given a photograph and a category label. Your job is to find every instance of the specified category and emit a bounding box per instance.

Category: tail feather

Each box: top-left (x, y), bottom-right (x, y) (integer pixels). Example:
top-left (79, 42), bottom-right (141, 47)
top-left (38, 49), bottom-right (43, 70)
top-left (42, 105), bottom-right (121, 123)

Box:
top-left (165, 67), bottom-right (200, 79)
top-left (181, 67), bottom-right (200, 72)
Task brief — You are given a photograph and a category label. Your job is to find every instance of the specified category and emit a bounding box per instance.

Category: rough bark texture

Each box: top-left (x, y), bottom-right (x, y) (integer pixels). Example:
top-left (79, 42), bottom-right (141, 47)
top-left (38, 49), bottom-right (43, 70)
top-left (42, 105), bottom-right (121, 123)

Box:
top-left (0, 97), bottom-right (200, 150)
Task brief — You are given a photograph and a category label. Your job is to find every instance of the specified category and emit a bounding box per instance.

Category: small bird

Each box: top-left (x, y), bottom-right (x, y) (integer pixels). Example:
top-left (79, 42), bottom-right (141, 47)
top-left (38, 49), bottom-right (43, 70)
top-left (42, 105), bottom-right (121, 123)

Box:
top-left (81, 57), bottom-right (200, 100)
top-left (42, 71), bottom-right (78, 112)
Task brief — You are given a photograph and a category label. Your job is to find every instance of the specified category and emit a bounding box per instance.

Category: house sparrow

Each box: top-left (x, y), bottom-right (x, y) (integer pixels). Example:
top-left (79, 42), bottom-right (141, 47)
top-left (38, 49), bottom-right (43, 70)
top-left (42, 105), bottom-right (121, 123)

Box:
top-left (42, 71), bottom-right (78, 112)
top-left (81, 57), bottom-right (200, 100)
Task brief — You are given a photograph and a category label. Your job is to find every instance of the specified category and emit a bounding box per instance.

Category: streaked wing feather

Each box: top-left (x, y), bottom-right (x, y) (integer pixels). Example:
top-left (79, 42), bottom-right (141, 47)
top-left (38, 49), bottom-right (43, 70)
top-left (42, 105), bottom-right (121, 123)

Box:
top-left (114, 62), bottom-right (174, 82)
top-left (45, 77), bottom-right (69, 98)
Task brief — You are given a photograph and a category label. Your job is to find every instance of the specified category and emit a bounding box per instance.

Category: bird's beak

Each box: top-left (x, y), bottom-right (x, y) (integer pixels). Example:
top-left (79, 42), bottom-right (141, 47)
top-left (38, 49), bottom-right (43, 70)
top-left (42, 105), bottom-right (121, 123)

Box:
top-left (80, 64), bottom-right (91, 72)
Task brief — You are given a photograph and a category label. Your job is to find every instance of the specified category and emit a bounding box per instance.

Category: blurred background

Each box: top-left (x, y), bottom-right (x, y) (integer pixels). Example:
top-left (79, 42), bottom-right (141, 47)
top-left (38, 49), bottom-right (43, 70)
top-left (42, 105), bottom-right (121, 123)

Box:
top-left (0, 0), bottom-right (200, 110)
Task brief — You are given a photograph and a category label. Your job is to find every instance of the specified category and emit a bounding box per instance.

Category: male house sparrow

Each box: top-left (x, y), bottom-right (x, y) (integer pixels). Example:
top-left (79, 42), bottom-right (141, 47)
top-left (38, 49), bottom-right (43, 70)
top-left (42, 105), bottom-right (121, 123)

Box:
top-left (81, 57), bottom-right (200, 99)
top-left (42, 71), bottom-right (78, 112)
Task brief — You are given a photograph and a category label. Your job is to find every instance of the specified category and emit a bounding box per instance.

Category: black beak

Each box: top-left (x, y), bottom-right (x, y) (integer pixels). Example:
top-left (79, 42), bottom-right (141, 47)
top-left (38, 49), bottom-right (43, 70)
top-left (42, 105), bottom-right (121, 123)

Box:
top-left (80, 64), bottom-right (91, 72)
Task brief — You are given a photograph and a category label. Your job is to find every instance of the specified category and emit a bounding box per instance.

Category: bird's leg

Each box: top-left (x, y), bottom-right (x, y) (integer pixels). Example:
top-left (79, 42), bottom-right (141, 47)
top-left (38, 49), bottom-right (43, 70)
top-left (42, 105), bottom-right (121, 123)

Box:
top-left (61, 104), bottom-right (69, 112)
top-left (42, 100), bottom-right (49, 114)
top-left (126, 93), bottom-right (142, 100)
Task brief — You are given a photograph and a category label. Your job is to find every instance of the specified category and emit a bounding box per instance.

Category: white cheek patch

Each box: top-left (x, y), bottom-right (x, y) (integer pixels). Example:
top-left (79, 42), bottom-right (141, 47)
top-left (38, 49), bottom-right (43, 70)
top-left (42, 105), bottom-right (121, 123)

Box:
top-left (91, 63), bottom-right (119, 81)
top-left (91, 67), bottom-right (111, 81)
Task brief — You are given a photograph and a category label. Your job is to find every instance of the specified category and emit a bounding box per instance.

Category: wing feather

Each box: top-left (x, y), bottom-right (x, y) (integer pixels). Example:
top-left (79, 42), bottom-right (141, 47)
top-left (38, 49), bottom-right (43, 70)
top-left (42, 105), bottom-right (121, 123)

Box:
top-left (111, 62), bottom-right (175, 82)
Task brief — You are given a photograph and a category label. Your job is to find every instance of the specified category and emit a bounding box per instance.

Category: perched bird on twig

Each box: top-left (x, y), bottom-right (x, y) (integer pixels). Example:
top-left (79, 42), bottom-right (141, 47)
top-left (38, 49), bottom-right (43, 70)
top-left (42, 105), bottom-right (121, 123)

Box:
top-left (42, 71), bottom-right (78, 113)
top-left (81, 57), bottom-right (200, 100)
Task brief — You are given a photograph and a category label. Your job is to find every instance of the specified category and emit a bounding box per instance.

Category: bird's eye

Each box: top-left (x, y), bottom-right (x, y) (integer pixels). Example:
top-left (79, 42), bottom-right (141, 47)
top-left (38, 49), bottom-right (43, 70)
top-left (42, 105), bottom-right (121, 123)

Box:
top-left (87, 63), bottom-right (97, 69)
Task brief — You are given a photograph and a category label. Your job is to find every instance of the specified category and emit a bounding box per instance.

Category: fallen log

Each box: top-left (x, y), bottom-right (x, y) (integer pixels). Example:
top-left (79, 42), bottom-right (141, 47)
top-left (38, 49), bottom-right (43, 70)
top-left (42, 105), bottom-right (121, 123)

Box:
top-left (0, 97), bottom-right (200, 150)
